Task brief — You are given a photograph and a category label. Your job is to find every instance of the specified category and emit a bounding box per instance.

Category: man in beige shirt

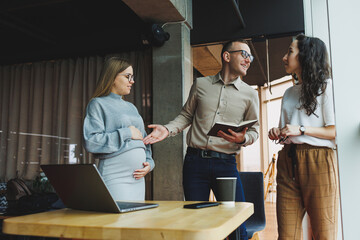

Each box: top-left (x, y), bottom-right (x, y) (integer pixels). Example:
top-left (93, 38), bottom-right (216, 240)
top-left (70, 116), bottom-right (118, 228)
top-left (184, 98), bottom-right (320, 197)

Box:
top-left (143, 39), bottom-right (259, 240)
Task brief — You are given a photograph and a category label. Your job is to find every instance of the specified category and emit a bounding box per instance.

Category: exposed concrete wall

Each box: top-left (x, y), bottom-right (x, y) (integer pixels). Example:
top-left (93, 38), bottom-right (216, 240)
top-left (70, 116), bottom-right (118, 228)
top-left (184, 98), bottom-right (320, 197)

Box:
top-left (152, 23), bottom-right (192, 200)
top-left (170, 0), bottom-right (193, 28)
top-left (124, 0), bottom-right (194, 200)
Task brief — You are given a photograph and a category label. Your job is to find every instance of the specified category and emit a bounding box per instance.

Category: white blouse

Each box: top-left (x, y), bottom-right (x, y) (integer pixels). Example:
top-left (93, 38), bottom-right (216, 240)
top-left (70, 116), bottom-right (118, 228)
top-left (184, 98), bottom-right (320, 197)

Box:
top-left (279, 79), bottom-right (336, 148)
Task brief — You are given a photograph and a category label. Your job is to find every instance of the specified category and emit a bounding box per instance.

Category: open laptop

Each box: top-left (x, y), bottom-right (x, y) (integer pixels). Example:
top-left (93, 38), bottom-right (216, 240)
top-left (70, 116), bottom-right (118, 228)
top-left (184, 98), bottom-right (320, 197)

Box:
top-left (41, 164), bottom-right (159, 213)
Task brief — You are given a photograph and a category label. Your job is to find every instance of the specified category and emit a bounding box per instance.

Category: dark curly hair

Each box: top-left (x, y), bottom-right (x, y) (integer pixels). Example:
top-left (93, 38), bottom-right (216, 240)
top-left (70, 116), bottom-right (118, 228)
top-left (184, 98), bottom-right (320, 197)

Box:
top-left (296, 34), bottom-right (331, 116)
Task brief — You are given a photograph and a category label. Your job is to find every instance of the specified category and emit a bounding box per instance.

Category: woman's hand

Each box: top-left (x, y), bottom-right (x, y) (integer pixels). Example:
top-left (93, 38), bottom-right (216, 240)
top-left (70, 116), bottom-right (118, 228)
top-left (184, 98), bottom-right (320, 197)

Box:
top-left (129, 126), bottom-right (143, 140)
top-left (133, 162), bottom-right (151, 180)
top-left (269, 124), bottom-right (336, 141)
top-left (268, 127), bottom-right (281, 140)
top-left (143, 124), bottom-right (169, 145)
top-left (280, 124), bottom-right (301, 137)
top-left (281, 125), bottom-right (336, 140)
top-left (269, 125), bottom-right (301, 140)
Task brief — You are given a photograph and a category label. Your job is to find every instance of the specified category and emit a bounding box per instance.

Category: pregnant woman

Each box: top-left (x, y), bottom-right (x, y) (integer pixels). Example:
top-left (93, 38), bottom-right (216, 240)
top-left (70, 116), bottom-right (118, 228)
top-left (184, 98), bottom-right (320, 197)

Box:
top-left (83, 57), bottom-right (154, 201)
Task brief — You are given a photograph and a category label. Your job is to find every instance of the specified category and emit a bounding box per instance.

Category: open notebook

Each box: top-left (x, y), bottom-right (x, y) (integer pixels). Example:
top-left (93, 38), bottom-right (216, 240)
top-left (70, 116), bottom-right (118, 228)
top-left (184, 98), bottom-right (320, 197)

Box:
top-left (41, 164), bottom-right (158, 213)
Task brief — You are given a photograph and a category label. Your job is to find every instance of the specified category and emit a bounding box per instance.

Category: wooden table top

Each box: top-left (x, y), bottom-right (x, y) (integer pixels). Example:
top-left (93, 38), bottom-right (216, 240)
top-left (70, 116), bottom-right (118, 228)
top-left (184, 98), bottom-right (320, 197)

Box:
top-left (3, 201), bottom-right (254, 240)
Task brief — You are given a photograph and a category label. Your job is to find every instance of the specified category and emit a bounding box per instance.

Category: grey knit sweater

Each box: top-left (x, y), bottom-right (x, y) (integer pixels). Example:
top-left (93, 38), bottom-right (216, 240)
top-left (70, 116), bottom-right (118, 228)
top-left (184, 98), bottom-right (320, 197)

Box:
top-left (83, 92), bottom-right (154, 170)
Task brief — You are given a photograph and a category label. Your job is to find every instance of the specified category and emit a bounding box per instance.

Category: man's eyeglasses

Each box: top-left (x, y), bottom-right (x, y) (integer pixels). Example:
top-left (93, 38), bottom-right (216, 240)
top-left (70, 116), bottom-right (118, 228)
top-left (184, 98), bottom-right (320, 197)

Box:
top-left (228, 50), bottom-right (254, 63)
top-left (119, 73), bottom-right (134, 82)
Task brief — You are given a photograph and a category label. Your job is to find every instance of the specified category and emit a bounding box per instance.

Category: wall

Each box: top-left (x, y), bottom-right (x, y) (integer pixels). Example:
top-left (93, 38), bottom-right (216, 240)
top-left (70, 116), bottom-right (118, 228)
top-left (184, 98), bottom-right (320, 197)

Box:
top-left (304, 0), bottom-right (360, 238)
top-left (328, 0), bottom-right (360, 238)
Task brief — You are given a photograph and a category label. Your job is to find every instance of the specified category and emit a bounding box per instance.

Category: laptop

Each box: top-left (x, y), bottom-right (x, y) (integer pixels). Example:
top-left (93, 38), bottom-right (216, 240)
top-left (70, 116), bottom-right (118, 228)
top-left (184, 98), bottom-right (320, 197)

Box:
top-left (40, 164), bottom-right (159, 213)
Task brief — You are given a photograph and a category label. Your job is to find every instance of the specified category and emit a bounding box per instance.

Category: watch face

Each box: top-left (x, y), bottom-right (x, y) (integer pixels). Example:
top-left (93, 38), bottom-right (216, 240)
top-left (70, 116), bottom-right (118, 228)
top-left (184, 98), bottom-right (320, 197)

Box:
top-left (300, 126), bottom-right (306, 133)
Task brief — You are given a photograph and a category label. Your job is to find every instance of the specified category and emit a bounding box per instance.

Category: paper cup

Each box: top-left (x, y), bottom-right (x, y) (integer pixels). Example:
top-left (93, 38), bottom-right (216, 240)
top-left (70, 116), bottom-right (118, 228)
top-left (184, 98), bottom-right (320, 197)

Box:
top-left (216, 177), bottom-right (237, 205)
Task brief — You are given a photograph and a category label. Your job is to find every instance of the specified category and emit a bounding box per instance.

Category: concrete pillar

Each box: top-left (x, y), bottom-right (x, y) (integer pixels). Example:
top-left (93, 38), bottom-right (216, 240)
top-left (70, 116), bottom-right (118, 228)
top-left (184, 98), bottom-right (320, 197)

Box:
top-left (152, 23), bottom-right (192, 200)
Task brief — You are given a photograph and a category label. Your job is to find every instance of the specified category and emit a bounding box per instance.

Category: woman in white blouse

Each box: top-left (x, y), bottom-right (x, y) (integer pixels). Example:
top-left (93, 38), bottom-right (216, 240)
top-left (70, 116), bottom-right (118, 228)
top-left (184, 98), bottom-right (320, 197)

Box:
top-left (268, 34), bottom-right (338, 240)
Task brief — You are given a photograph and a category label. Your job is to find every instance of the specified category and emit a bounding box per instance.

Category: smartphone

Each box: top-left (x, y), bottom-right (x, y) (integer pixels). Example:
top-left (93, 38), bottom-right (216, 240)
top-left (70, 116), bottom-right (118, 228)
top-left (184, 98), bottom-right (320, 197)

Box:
top-left (183, 202), bottom-right (220, 209)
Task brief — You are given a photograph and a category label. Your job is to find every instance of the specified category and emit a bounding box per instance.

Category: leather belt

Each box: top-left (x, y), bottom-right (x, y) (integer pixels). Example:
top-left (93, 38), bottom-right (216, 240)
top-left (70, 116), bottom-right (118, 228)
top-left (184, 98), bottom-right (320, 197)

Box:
top-left (187, 147), bottom-right (235, 160)
top-left (288, 144), bottom-right (297, 181)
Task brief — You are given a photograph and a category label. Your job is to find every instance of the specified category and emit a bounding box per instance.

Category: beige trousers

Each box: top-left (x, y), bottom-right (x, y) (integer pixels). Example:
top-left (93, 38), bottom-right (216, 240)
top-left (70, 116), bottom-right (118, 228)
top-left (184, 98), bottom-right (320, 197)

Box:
top-left (276, 144), bottom-right (339, 240)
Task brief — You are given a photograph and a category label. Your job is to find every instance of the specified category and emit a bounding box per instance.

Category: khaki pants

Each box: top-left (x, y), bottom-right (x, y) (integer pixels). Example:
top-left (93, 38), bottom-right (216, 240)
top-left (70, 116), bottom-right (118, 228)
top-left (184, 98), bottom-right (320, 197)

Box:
top-left (276, 144), bottom-right (339, 240)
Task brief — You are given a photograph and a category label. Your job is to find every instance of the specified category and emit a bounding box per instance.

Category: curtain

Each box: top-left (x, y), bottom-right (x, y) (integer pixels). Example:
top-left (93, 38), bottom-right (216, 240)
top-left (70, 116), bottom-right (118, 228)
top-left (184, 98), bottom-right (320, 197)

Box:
top-left (0, 50), bottom-right (152, 182)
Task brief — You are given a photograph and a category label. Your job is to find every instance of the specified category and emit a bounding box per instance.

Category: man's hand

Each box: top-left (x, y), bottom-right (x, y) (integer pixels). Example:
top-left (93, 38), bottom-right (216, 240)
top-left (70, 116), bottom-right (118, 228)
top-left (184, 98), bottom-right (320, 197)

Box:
top-left (217, 128), bottom-right (247, 144)
top-left (143, 124), bottom-right (169, 145)
top-left (133, 162), bottom-right (151, 180)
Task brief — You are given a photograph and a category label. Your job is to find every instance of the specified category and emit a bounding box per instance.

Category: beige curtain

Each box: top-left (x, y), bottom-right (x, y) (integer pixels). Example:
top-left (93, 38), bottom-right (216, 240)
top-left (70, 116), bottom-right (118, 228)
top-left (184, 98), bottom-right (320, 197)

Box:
top-left (0, 50), bottom-right (152, 182)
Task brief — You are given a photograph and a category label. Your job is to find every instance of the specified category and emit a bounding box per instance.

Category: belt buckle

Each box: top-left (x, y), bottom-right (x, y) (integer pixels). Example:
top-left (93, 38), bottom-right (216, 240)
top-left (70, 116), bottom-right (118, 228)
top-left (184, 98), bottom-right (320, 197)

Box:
top-left (201, 150), bottom-right (212, 158)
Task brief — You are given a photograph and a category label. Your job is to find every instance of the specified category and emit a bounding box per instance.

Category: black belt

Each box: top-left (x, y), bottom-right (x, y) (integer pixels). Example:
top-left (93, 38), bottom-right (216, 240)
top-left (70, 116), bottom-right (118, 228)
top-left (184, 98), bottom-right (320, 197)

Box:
top-left (187, 147), bottom-right (235, 160)
top-left (288, 144), bottom-right (297, 181)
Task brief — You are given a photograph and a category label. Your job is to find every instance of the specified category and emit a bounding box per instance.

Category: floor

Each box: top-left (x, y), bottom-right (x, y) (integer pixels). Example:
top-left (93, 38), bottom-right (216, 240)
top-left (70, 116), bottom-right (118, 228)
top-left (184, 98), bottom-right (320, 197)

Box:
top-left (258, 202), bottom-right (278, 240)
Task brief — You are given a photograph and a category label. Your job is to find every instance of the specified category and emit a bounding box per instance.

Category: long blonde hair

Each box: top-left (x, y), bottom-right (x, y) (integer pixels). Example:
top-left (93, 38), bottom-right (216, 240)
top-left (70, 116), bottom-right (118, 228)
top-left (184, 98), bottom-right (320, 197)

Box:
top-left (92, 57), bottom-right (132, 98)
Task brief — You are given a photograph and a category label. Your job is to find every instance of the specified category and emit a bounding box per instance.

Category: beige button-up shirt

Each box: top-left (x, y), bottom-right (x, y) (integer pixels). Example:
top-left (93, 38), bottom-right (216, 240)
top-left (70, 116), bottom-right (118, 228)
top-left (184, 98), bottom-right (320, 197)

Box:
top-left (165, 72), bottom-right (259, 154)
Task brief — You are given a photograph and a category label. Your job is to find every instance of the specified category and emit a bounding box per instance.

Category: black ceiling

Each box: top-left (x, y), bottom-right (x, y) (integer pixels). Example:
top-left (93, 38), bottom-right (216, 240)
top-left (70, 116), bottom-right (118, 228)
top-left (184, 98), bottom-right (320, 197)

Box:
top-left (0, 0), bottom-right (304, 66)
top-left (191, 0), bottom-right (304, 45)
top-left (0, 0), bottom-right (147, 65)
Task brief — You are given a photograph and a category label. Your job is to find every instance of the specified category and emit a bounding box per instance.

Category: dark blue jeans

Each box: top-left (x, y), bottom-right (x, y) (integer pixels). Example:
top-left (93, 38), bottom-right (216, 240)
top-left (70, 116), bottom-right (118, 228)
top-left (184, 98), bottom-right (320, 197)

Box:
top-left (183, 150), bottom-right (248, 240)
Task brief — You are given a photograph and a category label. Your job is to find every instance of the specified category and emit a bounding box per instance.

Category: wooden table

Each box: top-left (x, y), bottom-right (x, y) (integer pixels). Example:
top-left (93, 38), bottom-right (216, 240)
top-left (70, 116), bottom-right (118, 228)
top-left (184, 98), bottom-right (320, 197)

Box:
top-left (3, 201), bottom-right (253, 240)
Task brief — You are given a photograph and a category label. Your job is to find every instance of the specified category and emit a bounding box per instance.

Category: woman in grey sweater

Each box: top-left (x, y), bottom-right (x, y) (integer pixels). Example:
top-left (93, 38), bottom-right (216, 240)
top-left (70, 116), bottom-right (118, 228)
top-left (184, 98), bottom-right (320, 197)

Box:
top-left (83, 57), bottom-right (154, 201)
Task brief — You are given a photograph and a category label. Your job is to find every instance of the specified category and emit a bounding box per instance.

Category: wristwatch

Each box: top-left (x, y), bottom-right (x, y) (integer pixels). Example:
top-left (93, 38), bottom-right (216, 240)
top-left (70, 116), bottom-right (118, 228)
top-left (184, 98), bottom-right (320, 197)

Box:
top-left (299, 125), bottom-right (306, 135)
